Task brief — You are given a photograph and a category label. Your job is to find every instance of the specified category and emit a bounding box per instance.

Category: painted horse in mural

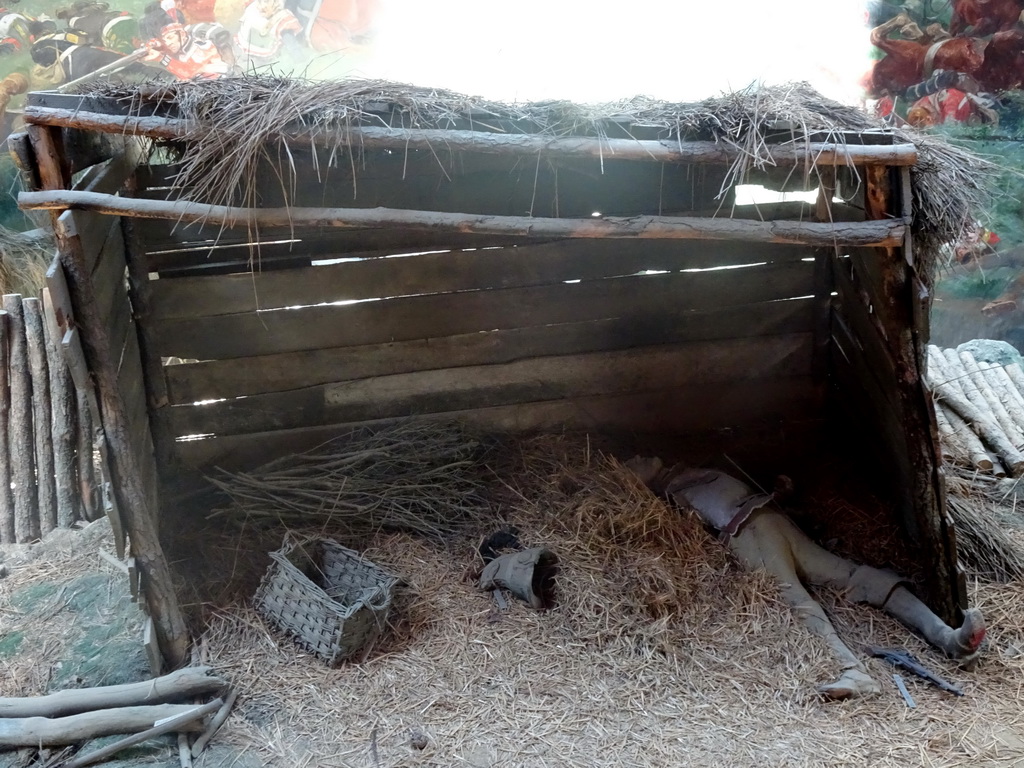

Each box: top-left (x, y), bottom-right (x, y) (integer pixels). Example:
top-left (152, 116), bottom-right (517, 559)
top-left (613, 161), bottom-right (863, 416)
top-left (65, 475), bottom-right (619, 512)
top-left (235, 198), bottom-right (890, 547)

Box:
top-left (866, 13), bottom-right (987, 97)
top-left (950, 0), bottom-right (1024, 36)
top-left (868, 12), bottom-right (1024, 97)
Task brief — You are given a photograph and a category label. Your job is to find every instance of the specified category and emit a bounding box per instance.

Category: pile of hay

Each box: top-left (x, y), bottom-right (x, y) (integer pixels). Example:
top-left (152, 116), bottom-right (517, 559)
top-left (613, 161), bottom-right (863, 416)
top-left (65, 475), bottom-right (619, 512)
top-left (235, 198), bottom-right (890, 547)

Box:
top-left (205, 421), bottom-right (491, 539)
top-left (84, 76), bottom-right (997, 281)
top-left (0, 225), bottom-right (51, 296)
top-left (146, 434), bottom-right (1024, 767)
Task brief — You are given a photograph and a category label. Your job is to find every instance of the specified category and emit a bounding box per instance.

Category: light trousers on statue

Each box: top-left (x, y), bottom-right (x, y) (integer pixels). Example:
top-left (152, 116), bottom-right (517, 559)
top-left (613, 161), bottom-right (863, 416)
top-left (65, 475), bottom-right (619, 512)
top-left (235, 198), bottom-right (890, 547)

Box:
top-left (727, 510), bottom-right (965, 665)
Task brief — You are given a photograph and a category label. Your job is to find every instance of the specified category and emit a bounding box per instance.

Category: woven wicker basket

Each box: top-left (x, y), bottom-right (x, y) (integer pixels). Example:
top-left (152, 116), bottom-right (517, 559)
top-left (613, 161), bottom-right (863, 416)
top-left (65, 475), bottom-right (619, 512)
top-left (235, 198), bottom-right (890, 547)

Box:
top-left (254, 536), bottom-right (398, 666)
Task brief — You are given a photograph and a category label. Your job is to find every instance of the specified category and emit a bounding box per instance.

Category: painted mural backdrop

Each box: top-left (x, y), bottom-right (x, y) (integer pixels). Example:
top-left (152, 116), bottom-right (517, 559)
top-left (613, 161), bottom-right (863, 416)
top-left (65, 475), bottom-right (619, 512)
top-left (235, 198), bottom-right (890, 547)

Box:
top-left (861, 1), bottom-right (1024, 350)
top-left (0, 0), bottom-right (1020, 355)
top-left (0, 0), bottom-right (378, 129)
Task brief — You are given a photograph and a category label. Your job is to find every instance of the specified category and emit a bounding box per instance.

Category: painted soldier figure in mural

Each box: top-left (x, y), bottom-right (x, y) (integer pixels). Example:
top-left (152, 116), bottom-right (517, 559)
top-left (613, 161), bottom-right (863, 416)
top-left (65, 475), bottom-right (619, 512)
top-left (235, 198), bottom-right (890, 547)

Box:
top-left (139, 0), bottom-right (236, 78)
top-left (626, 458), bottom-right (987, 700)
top-left (234, 0), bottom-right (303, 65)
top-left (56, 1), bottom-right (139, 54)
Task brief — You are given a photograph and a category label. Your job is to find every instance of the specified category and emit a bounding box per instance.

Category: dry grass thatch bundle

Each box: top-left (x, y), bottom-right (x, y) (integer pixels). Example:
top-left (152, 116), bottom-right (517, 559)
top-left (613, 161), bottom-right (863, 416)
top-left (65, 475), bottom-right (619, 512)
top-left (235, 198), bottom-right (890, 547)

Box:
top-left (0, 226), bottom-right (51, 296)
top-left (206, 421), bottom-right (493, 538)
top-left (945, 465), bottom-right (1024, 583)
top-left (166, 433), bottom-right (1024, 766)
top-left (497, 436), bottom-right (734, 635)
top-left (83, 76), bottom-right (997, 282)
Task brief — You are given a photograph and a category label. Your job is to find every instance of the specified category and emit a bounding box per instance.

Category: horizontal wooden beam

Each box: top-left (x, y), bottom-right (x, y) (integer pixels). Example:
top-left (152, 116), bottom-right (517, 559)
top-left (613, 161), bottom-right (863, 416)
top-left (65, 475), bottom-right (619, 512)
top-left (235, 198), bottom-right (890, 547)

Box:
top-left (20, 189), bottom-right (906, 248)
top-left (167, 333), bottom-right (813, 437)
top-left (173, 377), bottom-right (822, 471)
top-left (148, 260), bottom-right (815, 359)
top-left (23, 106), bottom-right (919, 167)
top-left (147, 239), bottom-right (809, 320)
top-left (163, 299), bottom-right (815, 403)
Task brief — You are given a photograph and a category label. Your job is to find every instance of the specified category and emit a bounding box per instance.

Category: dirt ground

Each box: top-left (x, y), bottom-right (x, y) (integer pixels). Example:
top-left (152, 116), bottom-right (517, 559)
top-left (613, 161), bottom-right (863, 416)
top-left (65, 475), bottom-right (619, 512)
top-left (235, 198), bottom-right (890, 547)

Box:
top-left (4, 435), bottom-right (1024, 768)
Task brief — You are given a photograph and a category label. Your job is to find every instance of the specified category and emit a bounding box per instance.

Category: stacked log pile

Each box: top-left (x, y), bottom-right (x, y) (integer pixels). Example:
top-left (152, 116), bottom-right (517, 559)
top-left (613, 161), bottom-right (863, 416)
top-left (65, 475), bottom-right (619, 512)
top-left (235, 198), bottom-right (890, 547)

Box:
top-left (927, 344), bottom-right (1024, 477)
top-left (0, 667), bottom-right (235, 766)
top-left (0, 291), bottom-right (94, 544)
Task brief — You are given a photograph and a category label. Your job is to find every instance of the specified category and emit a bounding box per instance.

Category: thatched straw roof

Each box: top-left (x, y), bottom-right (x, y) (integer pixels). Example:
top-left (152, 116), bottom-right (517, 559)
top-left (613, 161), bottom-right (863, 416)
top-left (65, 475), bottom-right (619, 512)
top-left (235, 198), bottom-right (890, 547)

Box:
top-left (85, 76), bottom-right (997, 280)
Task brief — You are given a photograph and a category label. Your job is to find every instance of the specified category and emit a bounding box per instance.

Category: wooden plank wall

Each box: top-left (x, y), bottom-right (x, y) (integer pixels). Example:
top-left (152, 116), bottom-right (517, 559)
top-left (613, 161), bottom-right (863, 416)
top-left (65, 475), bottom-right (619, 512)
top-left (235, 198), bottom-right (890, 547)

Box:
top-left (135, 148), bottom-right (733, 218)
top-left (829, 250), bottom-right (910, 507)
top-left (78, 209), bottom-right (161, 517)
top-left (127, 214), bottom-right (827, 474)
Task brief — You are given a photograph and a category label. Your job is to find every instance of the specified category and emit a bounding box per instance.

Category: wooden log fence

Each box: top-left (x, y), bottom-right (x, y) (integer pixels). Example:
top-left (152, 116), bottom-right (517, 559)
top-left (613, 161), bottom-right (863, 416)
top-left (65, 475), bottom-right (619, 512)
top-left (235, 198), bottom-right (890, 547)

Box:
top-left (0, 290), bottom-right (91, 543)
top-left (0, 309), bottom-right (12, 542)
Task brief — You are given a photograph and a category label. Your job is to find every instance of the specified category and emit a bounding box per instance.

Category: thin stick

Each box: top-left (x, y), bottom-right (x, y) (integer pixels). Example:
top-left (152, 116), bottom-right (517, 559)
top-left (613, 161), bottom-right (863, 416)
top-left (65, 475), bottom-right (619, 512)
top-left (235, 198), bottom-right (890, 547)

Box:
top-left (59, 699), bottom-right (222, 768)
top-left (189, 689), bottom-right (237, 758)
top-left (177, 732), bottom-right (193, 768)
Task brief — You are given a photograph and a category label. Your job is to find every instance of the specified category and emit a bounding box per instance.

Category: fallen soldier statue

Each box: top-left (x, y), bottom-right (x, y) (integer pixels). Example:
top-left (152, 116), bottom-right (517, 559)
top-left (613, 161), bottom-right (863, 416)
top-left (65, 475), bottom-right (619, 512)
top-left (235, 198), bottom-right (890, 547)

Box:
top-left (625, 457), bottom-right (987, 700)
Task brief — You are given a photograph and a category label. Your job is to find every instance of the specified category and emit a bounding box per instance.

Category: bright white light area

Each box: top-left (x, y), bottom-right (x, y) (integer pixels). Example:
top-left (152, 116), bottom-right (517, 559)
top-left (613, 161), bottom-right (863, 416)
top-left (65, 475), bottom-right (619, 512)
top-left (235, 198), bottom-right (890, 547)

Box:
top-left (682, 262), bottom-right (768, 273)
top-left (735, 184), bottom-right (820, 206)
top-left (347, 0), bottom-right (869, 104)
top-left (311, 250), bottom-right (450, 266)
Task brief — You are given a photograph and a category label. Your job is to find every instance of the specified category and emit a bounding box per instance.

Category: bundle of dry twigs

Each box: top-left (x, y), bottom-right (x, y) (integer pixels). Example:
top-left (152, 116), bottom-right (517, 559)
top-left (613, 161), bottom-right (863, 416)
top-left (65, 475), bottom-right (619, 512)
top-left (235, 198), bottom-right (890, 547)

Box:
top-left (0, 225), bottom-right (51, 296)
top-left (945, 465), bottom-right (1024, 582)
top-left (206, 421), bottom-right (492, 538)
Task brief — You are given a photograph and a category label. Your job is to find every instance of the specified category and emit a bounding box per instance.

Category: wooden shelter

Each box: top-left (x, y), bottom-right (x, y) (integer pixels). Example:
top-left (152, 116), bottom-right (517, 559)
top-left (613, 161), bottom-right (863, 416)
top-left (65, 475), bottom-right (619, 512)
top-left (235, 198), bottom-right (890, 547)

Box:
top-left (10, 78), bottom-right (983, 669)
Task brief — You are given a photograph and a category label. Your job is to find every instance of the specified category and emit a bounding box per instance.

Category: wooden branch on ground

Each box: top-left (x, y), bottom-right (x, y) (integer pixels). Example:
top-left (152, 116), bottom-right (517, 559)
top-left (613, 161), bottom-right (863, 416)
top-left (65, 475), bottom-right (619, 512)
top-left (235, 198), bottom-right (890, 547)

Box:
top-left (178, 732), bottom-right (193, 768)
top-left (59, 699), bottom-right (223, 768)
top-left (0, 703), bottom-right (213, 747)
top-left (23, 297), bottom-right (57, 536)
top-left (935, 402), bottom-right (982, 469)
top-left (22, 106), bottom-right (920, 166)
top-left (983, 361), bottom-right (1024, 435)
top-left (3, 294), bottom-right (38, 542)
top-left (943, 402), bottom-right (1001, 474)
top-left (17, 189), bottom-right (908, 248)
top-left (189, 689), bottom-right (237, 758)
top-left (0, 667), bottom-right (228, 718)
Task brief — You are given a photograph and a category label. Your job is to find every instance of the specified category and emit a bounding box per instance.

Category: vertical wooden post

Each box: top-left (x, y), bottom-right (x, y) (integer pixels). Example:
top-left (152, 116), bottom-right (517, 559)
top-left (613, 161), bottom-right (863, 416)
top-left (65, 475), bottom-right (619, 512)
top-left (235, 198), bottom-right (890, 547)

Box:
top-left (812, 173), bottom-right (836, 382)
top-left (51, 214), bottom-right (189, 667)
top-left (24, 297), bottom-right (57, 536)
top-left (0, 309), bottom-right (13, 543)
top-left (121, 212), bottom-right (175, 477)
top-left (75, 385), bottom-right (99, 522)
top-left (26, 123), bottom-right (70, 192)
top-left (3, 293), bottom-right (38, 543)
top-left (42, 288), bottom-right (79, 528)
top-left (28, 124), bottom-right (186, 665)
top-left (862, 163), bottom-right (962, 623)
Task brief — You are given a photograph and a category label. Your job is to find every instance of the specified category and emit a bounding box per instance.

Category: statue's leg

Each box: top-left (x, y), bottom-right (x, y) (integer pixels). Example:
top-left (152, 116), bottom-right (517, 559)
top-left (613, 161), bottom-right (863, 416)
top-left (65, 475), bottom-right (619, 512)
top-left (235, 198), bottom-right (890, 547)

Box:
top-left (727, 512), bottom-right (880, 698)
top-left (881, 589), bottom-right (986, 662)
top-left (773, 513), bottom-right (986, 662)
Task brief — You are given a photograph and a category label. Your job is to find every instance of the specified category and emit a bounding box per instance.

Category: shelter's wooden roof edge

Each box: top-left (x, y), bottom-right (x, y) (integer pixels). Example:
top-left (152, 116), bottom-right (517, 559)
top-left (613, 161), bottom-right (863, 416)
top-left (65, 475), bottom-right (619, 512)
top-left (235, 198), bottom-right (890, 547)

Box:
top-left (26, 90), bottom-right (902, 146)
